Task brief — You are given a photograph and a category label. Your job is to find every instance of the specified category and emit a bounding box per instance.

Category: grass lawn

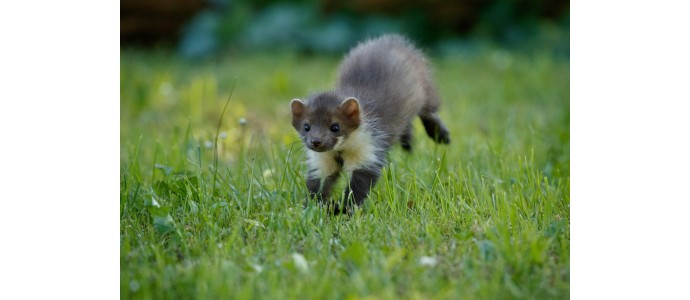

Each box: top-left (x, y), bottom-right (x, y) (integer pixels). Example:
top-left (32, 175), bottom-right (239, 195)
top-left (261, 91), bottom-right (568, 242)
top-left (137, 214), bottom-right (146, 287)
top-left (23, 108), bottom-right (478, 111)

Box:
top-left (120, 47), bottom-right (570, 299)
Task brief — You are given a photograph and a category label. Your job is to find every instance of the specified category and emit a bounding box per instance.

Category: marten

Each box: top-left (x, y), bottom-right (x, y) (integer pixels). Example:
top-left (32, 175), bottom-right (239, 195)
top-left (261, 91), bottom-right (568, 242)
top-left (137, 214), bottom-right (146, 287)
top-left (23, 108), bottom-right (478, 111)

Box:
top-left (290, 34), bottom-right (450, 214)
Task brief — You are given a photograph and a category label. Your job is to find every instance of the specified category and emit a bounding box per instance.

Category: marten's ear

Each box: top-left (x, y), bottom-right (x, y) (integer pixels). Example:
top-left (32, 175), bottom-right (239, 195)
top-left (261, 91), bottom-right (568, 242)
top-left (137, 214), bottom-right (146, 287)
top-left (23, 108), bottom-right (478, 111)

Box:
top-left (339, 97), bottom-right (360, 121)
top-left (290, 99), bottom-right (306, 118)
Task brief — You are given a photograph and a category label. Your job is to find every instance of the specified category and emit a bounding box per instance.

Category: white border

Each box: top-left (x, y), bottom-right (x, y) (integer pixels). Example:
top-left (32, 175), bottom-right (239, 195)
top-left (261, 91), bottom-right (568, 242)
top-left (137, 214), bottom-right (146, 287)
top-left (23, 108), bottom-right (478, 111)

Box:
top-left (0, 1), bottom-right (120, 299)
top-left (572, 1), bottom-right (690, 298)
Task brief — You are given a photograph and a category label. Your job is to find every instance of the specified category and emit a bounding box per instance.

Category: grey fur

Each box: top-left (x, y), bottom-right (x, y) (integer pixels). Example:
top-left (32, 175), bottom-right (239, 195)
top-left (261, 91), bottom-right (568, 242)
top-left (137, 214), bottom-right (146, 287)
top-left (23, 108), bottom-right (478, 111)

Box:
top-left (336, 34), bottom-right (449, 146)
top-left (291, 34), bottom-right (450, 213)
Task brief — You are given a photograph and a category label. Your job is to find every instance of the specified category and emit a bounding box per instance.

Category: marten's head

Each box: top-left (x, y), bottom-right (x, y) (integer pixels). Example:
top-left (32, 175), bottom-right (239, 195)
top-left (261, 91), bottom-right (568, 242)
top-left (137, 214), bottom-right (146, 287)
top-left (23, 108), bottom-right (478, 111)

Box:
top-left (290, 92), bottom-right (361, 152)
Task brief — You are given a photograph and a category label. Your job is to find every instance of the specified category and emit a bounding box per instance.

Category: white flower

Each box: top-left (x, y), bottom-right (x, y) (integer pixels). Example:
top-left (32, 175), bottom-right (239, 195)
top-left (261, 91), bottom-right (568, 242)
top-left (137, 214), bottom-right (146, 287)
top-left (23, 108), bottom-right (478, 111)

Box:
top-left (243, 219), bottom-right (265, 229)
top-left (292, 253), bottom-right (309, 273)
top-left (419, 256), bottom-right (437, 267)
top-left (251, 264), bottom-right (263, 273)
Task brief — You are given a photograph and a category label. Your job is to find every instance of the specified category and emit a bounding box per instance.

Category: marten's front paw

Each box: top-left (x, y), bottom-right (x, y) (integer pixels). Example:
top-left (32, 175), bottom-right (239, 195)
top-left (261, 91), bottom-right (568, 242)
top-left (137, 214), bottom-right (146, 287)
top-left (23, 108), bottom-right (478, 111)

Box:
top-left (329, 203), bottom-right (346, 215)
top-left (328, 202), bottom-right (358, 216)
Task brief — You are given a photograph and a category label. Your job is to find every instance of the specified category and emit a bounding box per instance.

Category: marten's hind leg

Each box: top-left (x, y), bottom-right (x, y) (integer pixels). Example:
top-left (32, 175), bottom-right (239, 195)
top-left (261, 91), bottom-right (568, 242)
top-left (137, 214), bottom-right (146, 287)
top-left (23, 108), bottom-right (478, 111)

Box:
top-left (420, 112), bottom-right (450, 144)
top-left (400, 123), bottom-right (413, 152)
top-left (420, 82), bottom-right (450, 144)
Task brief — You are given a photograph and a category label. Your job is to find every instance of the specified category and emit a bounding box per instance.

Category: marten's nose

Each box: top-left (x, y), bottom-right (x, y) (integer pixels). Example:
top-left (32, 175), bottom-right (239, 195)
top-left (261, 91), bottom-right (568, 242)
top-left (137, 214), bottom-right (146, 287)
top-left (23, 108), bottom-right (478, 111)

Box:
top-left (311, 139), bottom-right (322, 148)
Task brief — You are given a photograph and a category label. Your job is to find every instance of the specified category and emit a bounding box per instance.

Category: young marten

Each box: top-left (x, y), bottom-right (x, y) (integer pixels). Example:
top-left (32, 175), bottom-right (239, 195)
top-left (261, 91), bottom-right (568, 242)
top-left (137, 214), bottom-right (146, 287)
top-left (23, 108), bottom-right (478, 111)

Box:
top-left (290, 34), bottom-right (450, 214)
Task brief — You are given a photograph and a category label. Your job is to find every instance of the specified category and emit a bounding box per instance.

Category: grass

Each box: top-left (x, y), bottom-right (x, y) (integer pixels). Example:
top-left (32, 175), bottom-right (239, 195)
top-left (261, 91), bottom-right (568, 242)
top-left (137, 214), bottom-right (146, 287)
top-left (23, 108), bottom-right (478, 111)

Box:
top-left (120, 47), bottom-right (570, 299)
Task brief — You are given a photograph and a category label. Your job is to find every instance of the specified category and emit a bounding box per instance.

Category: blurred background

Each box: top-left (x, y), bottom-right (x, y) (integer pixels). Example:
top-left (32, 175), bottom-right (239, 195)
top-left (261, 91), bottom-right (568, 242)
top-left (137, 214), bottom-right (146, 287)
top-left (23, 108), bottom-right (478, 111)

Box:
top-left (120, 0), bottom-right (571, 184)
top-left (121, 0), bottom-right (569, 58)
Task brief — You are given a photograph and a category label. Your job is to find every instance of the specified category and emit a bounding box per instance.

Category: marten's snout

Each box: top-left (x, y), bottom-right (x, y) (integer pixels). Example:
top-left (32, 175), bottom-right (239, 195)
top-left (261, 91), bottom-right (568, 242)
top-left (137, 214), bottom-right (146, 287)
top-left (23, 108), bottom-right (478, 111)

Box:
top-left (307, 136), bottom-right (334, 152)
top-left (310, 138), bottom-right (322, 148)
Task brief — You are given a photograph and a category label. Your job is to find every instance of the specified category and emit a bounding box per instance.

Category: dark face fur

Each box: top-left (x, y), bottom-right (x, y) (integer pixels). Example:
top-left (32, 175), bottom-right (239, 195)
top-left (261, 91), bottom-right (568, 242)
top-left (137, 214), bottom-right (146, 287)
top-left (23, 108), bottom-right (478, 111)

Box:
top-left (290, 93), bottom-right (361, 152)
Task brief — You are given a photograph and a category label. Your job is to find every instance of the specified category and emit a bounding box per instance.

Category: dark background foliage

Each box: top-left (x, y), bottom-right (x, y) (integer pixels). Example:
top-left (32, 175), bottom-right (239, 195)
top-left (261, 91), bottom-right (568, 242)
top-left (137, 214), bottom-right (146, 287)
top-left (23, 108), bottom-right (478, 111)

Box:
top-left (121, 0), bottom-right (569, 58)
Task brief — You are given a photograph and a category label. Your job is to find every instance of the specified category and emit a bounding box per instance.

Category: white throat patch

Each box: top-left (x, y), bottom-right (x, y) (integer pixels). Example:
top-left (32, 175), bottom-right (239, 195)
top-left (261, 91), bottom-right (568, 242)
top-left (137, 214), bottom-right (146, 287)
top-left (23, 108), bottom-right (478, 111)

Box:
top-left (306, 126), bottom-right (380, 179)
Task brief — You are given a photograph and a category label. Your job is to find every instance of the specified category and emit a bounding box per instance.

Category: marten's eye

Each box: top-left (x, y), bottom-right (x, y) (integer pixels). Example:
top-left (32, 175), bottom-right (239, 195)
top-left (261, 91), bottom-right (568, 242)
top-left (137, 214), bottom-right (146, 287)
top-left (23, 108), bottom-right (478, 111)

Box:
top-left (303, 124), bottom-right (311, 132)
top-left (330, 124), bottom-right (340, 133)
